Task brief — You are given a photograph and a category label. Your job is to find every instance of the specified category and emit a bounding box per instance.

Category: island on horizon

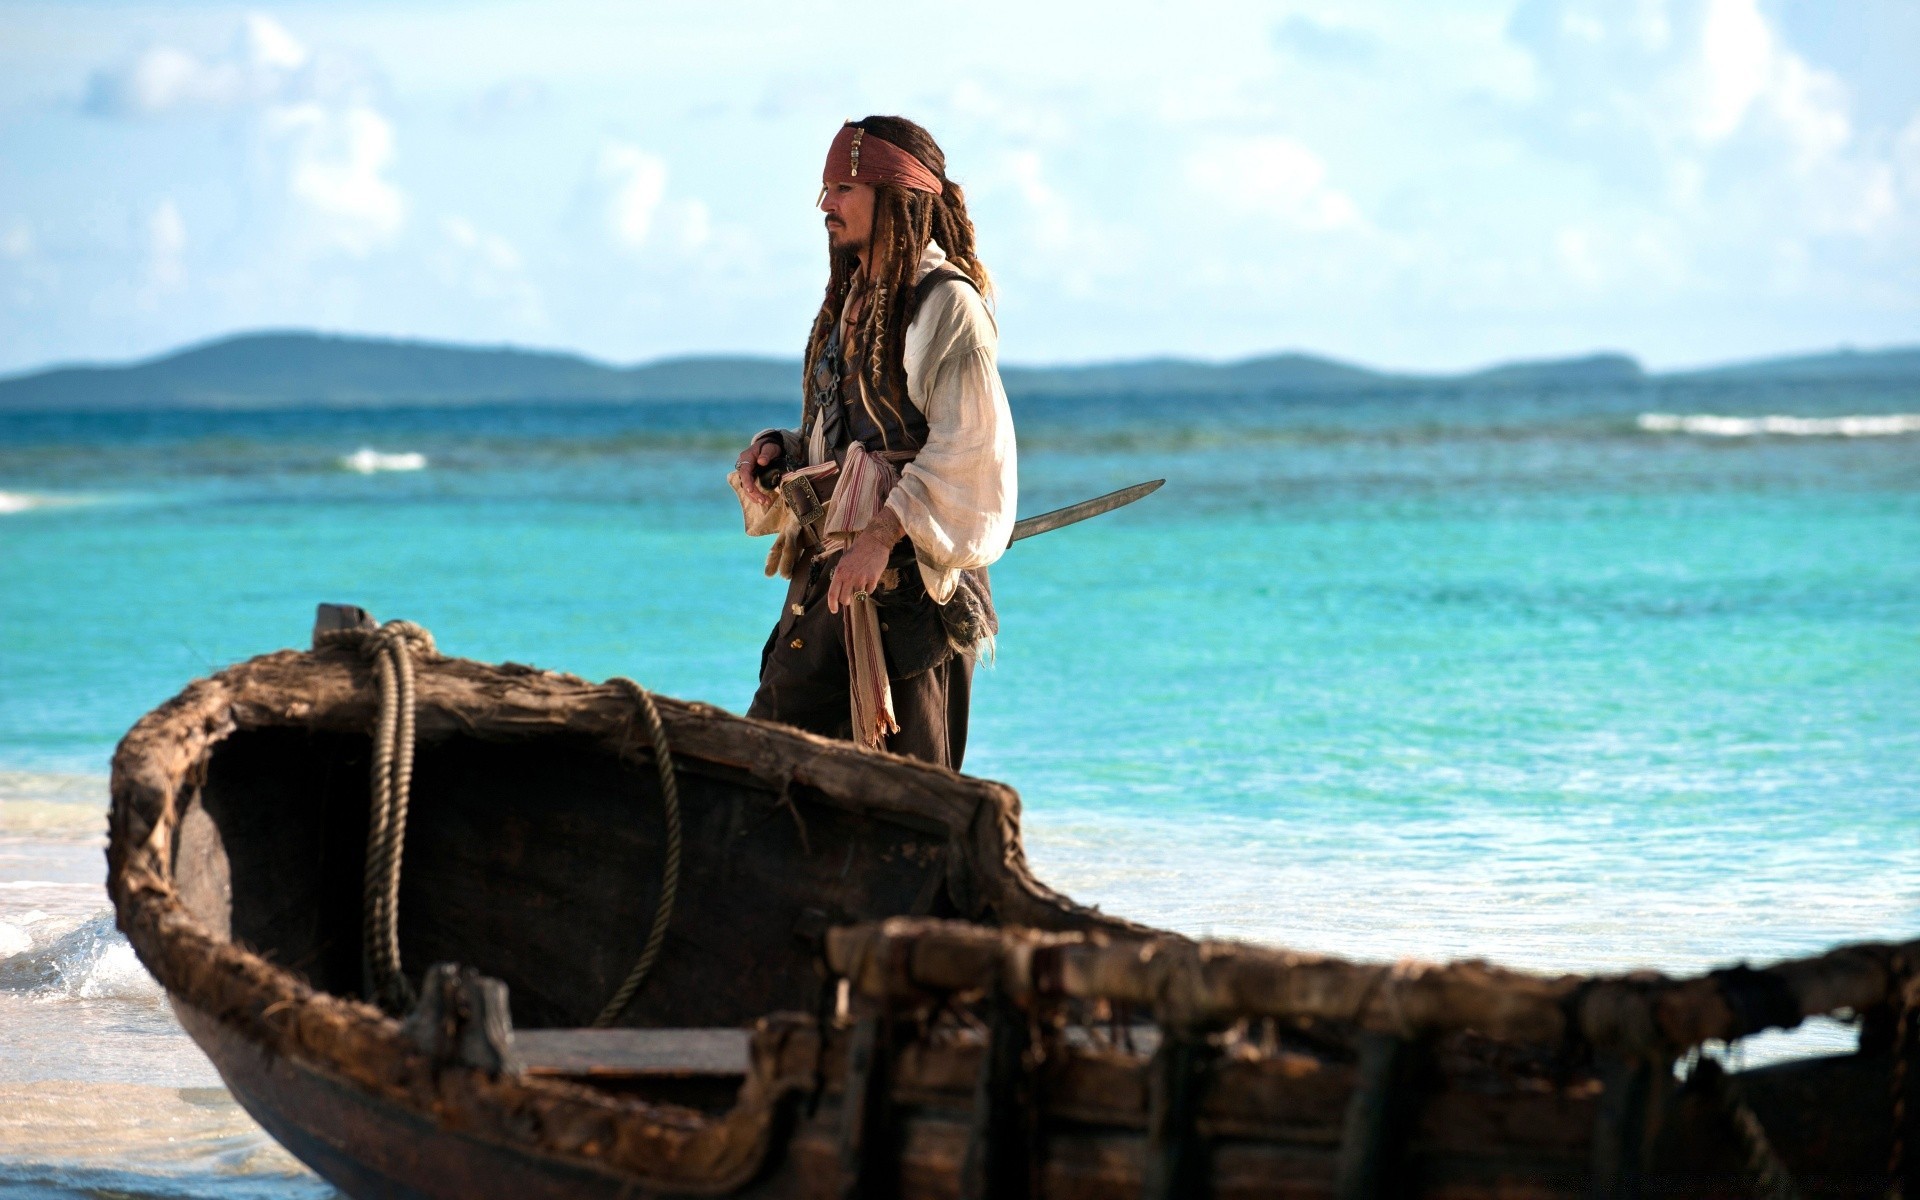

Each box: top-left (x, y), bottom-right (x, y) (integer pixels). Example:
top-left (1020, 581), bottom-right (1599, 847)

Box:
top-left (0, 328), bottom-right (1916, 412)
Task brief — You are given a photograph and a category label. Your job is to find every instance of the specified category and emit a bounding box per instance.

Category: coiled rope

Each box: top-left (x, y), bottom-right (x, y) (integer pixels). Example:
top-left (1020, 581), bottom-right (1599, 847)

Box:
top-left (592, 677), bottom-right (683, 1027)
top-left (315, 619), bottom-right (437, 1013)
top-left (366, 621), bottom-right (438, 1013)
top-left (321, 623), bottom-right (681, 1024)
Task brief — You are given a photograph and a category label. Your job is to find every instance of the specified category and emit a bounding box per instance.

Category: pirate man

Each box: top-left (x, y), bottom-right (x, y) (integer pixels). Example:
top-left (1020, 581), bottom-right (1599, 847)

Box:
top-left (732, 116), bottom-right (1015, 769)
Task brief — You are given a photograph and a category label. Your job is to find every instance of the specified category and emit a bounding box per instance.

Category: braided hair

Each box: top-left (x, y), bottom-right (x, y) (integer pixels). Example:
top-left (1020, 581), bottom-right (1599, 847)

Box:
top-left (801, 116), bottom-right (992, 447)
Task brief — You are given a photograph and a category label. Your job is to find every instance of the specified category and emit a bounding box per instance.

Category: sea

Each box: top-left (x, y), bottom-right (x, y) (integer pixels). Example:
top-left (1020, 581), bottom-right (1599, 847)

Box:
top-left (2, 377), bottom-right (1917, 1196)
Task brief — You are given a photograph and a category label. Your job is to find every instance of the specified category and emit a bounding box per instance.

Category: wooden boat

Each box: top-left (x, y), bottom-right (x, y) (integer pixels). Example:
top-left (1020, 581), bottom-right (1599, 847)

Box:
top-left (107, 612), bottom-right (1920, 1198)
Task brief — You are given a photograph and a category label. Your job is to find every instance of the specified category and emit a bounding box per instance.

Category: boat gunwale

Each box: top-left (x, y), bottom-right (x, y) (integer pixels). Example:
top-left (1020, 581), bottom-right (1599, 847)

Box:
top-left (104, 642), bottom-right (1122, 1192)
top-left (824, 918), bottom-right (1920, 1061)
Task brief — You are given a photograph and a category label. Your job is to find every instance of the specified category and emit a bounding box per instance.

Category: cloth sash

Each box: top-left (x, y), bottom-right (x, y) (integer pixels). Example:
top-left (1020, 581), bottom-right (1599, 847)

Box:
top-left (821, 442), bottom-right (901, 749)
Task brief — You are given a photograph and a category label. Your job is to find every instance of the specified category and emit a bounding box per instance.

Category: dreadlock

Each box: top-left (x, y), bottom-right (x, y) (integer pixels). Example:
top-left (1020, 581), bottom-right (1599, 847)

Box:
top-left (802, 116), bottom-right (992, 446)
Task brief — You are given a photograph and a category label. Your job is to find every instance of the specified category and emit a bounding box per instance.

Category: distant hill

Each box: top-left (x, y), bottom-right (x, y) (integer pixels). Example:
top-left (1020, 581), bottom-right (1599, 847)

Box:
top-left (0, 330), bottom-right (1913, 412)
top-left (1458, 353), bottom-right (1644, 388)
top-left (1002, 351), bottom-right (1388, 396)
top-left (0, 332), bottom-right (798, 410)
top-left (1667, 346), bottom-right (1920, 384)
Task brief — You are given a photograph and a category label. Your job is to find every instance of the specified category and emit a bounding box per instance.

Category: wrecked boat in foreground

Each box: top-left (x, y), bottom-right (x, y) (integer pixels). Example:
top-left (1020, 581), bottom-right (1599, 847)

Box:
top-left (107, 613), bottom-right (1920, 1197)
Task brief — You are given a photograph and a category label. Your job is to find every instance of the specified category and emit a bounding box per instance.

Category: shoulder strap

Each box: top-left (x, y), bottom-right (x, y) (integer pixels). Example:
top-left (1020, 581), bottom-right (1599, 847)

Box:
top-left (911, 266), bottom-right (977, 312)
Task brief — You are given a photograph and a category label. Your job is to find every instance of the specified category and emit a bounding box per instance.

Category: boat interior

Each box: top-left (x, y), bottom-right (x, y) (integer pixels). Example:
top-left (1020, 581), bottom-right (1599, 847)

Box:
top-left (172, 721), bottom-right (989, 1108)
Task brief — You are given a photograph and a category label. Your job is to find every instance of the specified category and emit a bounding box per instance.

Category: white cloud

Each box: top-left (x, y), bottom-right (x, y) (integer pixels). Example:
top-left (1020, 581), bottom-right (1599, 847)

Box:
top-left (443, 216), bottom-right (520, 273)
top-left (0, 219), bottom-right (31, 261)
top-left (1187, 135), bottom-right (1365, 232)
top-left (1272, 15), bottom-right (1381, 66)
top-left (590, 143), bottom-right (709, 254)
top-left (1551, 221), bottom-right (1687, 290)
top-left (437, 216), bottom-right (544, 327)
top-left (1514, 0), bottom-right (1854, 167)
top-left (242, 13), bottom-right (309, 74)
top-left (1689, 0), bottom-right (1849, 168)
top-left (1002, 151), bottom-right (1075, 252)
top-left (131, 198), bottom-right (187, 309)
top-left (977, 150), bottom-right (1141, 299)
top-left (265, 103), bottom-right (406, 255)
top-left (1501, 0), bottom-right (1907, 275)
top-left (599, 145), bottom-right (667, 249)
top-left (146, 199), bottom-right (186, 289)
top-left (1693, 0), bottom-right (1770, 140)
top-left (1898, 115), bottom-right (1920, 200)
top-left (462, 78), bottom-right (550, 127)
top-left (84, 14), bottom-right (312, 117)
top-left (82, 15), bottom-right (405, 260)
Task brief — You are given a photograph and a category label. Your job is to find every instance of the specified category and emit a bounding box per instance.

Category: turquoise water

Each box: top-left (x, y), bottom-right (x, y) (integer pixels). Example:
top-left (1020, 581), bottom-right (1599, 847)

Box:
top-left (2, 382), bottom-right (1918, 1195)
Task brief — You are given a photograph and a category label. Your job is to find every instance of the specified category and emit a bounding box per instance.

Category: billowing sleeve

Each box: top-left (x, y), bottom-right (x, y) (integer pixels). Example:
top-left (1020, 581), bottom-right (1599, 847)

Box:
top-left (887, 288), bottom-right (1018, 604)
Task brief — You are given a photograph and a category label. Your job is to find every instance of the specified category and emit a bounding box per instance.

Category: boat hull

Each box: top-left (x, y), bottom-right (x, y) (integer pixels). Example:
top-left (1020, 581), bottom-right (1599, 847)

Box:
top-left (176, 1003), bottom-right (667, 1200)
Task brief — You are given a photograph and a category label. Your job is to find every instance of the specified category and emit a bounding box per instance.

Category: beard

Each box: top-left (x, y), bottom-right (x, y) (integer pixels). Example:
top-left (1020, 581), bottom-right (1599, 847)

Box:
top-left (825, 218), bottom-right (867, 254)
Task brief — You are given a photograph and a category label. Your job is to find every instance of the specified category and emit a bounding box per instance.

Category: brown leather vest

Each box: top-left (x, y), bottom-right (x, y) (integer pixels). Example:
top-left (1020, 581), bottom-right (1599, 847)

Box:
top-left (808, 266), bottom-right (997, 675)
top-left (809, 267), bottom-right (971, 460)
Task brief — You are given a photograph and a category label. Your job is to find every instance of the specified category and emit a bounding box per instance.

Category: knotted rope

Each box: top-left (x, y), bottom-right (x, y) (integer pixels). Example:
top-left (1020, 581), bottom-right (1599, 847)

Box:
top-left (319, 622), bottom-right (680, 1025)
top-left (316, 619), bottom-right (437, 1013)
top-left (592, 677), bottom-right (683, 1027)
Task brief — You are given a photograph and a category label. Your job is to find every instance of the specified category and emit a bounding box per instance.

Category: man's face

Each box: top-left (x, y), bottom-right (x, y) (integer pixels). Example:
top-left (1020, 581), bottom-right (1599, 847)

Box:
top-left (820, 181), bottom-right (876, 253)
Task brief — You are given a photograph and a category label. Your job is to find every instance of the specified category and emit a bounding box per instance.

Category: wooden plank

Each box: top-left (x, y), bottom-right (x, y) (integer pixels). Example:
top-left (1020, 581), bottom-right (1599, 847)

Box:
top-left (1589, 1054), bottom-right (1657, 1198)
top-left (515, 1028), bottom-right (750, 1079)
top-left (1333, 1033), bottom-right (1417, 1199)
top-left (1144, 1031), bottom-right (1217, 1200)
top-left (960, 993), bottom-right (1036, 1200)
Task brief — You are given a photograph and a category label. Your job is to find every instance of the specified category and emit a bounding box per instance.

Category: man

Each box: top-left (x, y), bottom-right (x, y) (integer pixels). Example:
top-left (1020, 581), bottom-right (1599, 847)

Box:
top-left (733, 116), bottom-right (1015, 770)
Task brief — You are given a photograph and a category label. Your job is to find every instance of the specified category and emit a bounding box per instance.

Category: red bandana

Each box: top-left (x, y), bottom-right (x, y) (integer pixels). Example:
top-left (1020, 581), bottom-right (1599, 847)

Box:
top-left (821, 123), bottom-right (943, 195)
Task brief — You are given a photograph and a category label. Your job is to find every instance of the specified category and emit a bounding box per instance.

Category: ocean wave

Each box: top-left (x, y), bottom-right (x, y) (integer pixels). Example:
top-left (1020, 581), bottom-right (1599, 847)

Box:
top-left (0, 911), bottom-right (162, 1003)
top-left (0, 488), bottom-right (108, 515)
top-left (340, 446), bottom-right (428, 473)
top-left (1638, 412), bottom-right (1920, 437)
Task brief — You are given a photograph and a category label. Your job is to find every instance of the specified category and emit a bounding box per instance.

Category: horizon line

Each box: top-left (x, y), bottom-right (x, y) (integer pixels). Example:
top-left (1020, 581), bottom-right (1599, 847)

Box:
top-left (3, 324), bottom-right (1917, 386)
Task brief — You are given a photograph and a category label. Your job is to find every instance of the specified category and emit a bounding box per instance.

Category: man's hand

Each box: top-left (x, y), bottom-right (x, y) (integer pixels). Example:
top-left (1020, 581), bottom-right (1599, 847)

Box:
top-left (735, 438), bottom-right (784, 506)
top-left (828, 507), bottom-right (904, 613)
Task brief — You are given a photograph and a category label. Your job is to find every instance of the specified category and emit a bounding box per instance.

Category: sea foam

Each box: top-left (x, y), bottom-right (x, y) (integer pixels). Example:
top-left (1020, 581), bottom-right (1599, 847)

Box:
top-left (0, 490), bottom-right (47, 514)
top-left (0, 911), bottom-right (162, 1003)
top-left (1638, 412), bottom-right (1920, 437)
top-left (340, 447), bottom-right (428, 473)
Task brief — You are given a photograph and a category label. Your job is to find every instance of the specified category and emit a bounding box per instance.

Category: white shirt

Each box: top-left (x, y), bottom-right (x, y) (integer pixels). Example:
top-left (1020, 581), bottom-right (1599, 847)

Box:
top-left (885, 242), bottom-right (1018, 603)
top-left (758, 243), bottom-right (1019, 602)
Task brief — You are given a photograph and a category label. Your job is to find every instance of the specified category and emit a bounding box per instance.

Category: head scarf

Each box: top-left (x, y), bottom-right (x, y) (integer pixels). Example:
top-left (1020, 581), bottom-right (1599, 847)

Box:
top-left (821, 122), bottom-right (943, 196)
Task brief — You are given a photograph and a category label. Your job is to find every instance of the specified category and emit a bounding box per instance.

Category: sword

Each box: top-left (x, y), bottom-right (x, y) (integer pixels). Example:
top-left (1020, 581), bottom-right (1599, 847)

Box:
top-left (1008, 479), bottom-right (1164, 545)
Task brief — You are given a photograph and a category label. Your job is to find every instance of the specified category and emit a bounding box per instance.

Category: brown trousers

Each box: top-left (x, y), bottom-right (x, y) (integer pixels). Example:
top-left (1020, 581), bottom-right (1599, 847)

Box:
top-left (746, 550), bottom-right (973, 770)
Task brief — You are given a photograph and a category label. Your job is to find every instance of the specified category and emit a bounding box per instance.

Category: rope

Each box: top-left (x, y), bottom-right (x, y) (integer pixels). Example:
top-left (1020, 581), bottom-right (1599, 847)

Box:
top-left (1891, 970), bottom-right (1919, 1200)
top-left (316, 619), bottom-right (436, 1013)
top-left (1693, 1057), bottom-right (1802, 1200)
top-left (592, 676), bottom-right (684, 1027)
top-left (319, 622), bottom-right (679, 1024)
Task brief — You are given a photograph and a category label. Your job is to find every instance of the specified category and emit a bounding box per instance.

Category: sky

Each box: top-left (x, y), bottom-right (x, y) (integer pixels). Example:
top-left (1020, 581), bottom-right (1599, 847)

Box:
top-left (0, 0), bottom-right (1916, 376)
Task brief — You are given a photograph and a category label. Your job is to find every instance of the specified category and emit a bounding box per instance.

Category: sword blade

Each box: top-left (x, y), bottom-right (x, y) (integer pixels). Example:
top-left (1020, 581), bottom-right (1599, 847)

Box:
top-left (1008, 479), bottom-right (1164, 545)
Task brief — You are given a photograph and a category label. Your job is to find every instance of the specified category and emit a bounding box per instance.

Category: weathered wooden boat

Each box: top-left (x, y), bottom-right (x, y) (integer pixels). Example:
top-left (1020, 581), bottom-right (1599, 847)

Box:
top-left (108, 611), bottom-right (1920, 1198)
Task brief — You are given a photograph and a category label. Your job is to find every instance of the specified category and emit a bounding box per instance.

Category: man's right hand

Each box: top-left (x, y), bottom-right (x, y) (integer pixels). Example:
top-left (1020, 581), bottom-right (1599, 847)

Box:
top-left (736, 438), bottom-right (784, 507)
